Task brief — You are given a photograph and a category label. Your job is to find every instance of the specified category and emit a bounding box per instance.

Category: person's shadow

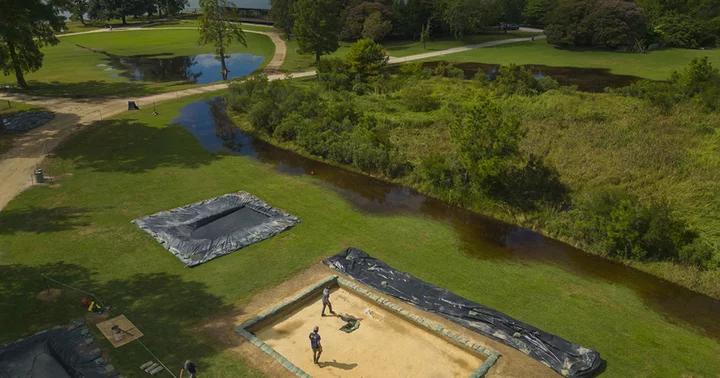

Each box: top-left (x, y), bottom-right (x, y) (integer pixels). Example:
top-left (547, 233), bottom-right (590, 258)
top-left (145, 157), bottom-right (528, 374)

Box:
top-left (320, 360), bottom-right (358, 370)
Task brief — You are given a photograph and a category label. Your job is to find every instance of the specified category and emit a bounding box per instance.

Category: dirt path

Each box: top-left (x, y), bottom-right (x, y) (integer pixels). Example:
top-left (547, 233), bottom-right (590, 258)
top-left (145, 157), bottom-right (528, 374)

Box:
top-left (388, 35), bottom-right (547, 64)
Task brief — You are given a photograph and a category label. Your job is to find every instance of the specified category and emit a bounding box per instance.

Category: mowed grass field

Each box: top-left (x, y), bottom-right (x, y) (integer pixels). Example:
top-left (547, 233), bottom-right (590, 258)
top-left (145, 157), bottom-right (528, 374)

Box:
top-left (0, 94), bottom-right (718, 377)
top-left (0, 29), bottom-right (275, 98)
top-left (280, 31), bottom-right (540, 72)
top-left (433, 39), bottom-right (720, 79)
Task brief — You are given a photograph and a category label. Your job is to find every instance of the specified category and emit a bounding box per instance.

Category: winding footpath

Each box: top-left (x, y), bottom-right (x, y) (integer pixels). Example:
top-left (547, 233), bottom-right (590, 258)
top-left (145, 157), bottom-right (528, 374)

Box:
top-left (0, 28), bottom-right (542, 210)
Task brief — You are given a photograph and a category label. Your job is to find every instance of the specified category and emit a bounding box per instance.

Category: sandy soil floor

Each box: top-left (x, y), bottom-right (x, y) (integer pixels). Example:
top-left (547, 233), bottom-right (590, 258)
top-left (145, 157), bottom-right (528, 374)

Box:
top-left (195, 263), bottom-right (556, 378)
top-left (254, 287), bottom-right (486, 378)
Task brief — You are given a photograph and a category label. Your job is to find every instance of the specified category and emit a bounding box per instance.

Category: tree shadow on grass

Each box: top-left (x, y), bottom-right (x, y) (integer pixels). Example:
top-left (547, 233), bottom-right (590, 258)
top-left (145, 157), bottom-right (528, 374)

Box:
top-left (9, 80), bottom-right (159, 99)
top-left (0, 206), bottom-right (90, 235)
top-left (0, 263), bottom-right (96, 341)
top-left (100, 273), bottom-right (234, 372)
top-left (54, 119), bottom-right (218, 174)
top-left (0, 263), bottom-right (234, 375)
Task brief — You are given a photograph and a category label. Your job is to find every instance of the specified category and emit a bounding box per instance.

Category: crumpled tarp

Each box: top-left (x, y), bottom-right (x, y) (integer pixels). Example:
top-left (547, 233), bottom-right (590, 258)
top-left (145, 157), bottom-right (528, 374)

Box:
top-left (132, 191), bottom-right (300, 267)
top-left (324, 248), bottom-right (602, 377)
top-left (0, 321), bottom-right (119, 378)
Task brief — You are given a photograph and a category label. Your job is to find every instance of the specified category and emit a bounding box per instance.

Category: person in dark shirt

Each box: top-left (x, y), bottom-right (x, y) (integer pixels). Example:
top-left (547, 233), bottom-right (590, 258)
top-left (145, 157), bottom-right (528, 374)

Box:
top-left (309, 326), bottom-right (322, 364)
top-left (180, 360), bottom-right (198, 378)
top-left (321, 287), bottom-right (335, 316)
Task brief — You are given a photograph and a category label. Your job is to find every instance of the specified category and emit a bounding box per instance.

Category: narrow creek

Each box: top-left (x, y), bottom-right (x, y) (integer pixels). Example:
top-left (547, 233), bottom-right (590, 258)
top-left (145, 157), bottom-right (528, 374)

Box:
top-left (172, 98), bottom-right (720, 341)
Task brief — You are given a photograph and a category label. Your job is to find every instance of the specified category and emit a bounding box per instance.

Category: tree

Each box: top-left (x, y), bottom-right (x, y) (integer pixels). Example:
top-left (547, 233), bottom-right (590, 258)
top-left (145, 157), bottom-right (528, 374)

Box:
top-left (449, 96), bottom-right (525, 186)
top-left (0, 0), bottom-right (66, 88)
top-left (545, 0), bottom-right (646, 48)
top-left (420, 18), bottom-right (431, 50)
top-left (158, 0), bottom-right (189, 17)
top-left (437, 0), bottom-right (495, 40)
top-left (654, 14), bottom-right (706, 48)
top-left (293, 0), bottom-right (341, 62)
top-left (87, 0), bottom-right (148, 25)
top-left (344, 39), bottom-right (388, 80)
top-left (346, 2), bottom-right (392, 40)
top-left (522, 0), bottom-right (557, 26)
top-left (68, 0), bottom-right (89, 25)
top-left (198, 0), bottom-right (247, 80)
top-left (389, 0), bottom-right (434, 39)
top-left (269, 0), bottom-right (297, 33)
top-left (362, 11), bottom-right (393, 41)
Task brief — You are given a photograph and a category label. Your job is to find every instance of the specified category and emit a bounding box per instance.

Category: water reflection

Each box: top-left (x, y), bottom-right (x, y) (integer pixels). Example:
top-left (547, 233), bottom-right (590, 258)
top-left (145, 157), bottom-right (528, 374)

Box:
top-left (420, 61), bottom-right (644, 92)
top-left (107, 53), bottom-right (264, 84)
top-left (172, 98), bottom-right (720, 340)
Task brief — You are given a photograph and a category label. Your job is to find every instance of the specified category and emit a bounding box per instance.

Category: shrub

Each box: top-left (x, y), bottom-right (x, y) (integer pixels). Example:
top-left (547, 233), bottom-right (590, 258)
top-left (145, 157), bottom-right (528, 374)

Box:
top-left (654, 14), bottom-right (706, 48)
top-left (490, 64), bottom-right (560, 95)
top-left (401, 85), bottom-right (440, 112)
top-left (558, 187), bottom-right (707, 265)
top-left (433, 62), bottom-right (465, 78)
top-left (344, 39), bottom-right (389, 81)
top-left (317, 57), bottom-right (352, 91)
top-left (616, 57), bottom-right (720, 111)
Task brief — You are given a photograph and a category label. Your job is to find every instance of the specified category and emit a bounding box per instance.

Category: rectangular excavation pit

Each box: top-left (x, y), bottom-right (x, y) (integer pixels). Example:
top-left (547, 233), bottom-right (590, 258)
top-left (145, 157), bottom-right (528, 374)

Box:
top-left (236, 276), bottom-right (500, 378)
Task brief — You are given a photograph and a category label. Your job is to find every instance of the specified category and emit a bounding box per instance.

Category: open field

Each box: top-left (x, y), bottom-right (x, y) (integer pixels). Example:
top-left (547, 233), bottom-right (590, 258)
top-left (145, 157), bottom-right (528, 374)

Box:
top-left (280, 31), bottom-right (542, 72)
top-left (430, 39), bottom-right (720, 79)
top-left (0, 93), bottom-right (719, 377)
top-left (383, 31), bottom-right (542, 57)
top-left (0, 29), bottom-right (274, 98)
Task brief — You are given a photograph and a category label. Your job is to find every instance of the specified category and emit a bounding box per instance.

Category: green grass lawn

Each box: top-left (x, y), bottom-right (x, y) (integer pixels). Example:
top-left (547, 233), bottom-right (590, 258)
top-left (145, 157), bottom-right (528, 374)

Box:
top-left (281, 31), bottom-right (542, 72)
top-left (432, 39), bottom-right (720, 79)
top-left (281, 39), bottom-right (352, 72)
top-left (0, 94), bottom-right (718, 377)
top-left (384, 31), bottom-right (541, 57)
top-left (0, 101), bottom-right (45, 156)
top-left (0, 29), bottom-right (275, 98)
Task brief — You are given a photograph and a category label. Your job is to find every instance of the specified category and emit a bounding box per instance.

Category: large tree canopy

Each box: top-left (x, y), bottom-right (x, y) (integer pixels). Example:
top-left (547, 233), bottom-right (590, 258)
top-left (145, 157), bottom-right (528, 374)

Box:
top-left (293, 0), bottom-right (341, 62)
top-left (0, 0), bottom-right (66, 88)
top-left (545, 0), bottom-right (646, 48)
top-left (269, 0), bottom-right (296, 33)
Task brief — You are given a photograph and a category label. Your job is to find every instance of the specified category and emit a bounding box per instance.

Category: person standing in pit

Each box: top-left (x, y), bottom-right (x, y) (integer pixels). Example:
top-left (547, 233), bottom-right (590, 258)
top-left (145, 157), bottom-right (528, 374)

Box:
top-left (321, 287), bottom-right (335, 316)
top-left (309, 326), bottom-right (323, 364)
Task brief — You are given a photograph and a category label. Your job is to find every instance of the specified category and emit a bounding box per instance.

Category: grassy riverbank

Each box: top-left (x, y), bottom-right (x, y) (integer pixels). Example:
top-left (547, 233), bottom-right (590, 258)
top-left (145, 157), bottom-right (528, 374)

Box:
top-left (226, 65), bottom-right (720, 298)
top-left (0, 29), bottom-right (275, 98)
top-left (0, 93), bottom-right (718, 377)
top-left (431, 39), bottom-right (720, 79)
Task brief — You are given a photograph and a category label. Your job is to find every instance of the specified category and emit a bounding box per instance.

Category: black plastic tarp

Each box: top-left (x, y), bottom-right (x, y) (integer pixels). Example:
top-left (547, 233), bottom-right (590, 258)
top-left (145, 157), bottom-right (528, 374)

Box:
top-left (325, 248), bottom-right (602, 377)
top-left (0, 321), bottom-right (119, 378)
top-left (132, 191), bottom-right (300, 267)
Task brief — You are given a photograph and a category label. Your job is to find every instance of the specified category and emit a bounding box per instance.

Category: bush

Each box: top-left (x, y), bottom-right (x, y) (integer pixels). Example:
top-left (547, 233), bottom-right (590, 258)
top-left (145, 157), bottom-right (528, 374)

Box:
top-left (344, 39), bottom-right (389, 81)
top-left (616, 57), bottom-right (720, 111)
top-left (317, 57), bottom-right (352, 90)
top-left (401, 85), bottom-right (440, 112)
top-left (433, 62), bottom-right (465, 78)
top-left (489, 64), bottom-right (559, 95)
top-left (557, 187), bottom-right (708, 264)
top-left (654, 14), bottom-right (707, 48)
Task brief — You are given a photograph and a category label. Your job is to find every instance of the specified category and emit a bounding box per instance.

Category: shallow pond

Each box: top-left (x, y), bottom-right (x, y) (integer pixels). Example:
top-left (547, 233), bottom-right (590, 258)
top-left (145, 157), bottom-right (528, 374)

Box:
top-left (104, 53), bottom-right (264, 84)
top-left (420, 61), bottom-right (644, 92)
top-left (173, 98), bottom-right (720, 340)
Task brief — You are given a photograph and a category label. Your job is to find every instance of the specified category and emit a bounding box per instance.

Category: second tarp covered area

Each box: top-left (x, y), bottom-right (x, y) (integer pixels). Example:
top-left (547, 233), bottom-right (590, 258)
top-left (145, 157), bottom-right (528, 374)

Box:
top-left (324, 247), bottom-right (602, 378)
